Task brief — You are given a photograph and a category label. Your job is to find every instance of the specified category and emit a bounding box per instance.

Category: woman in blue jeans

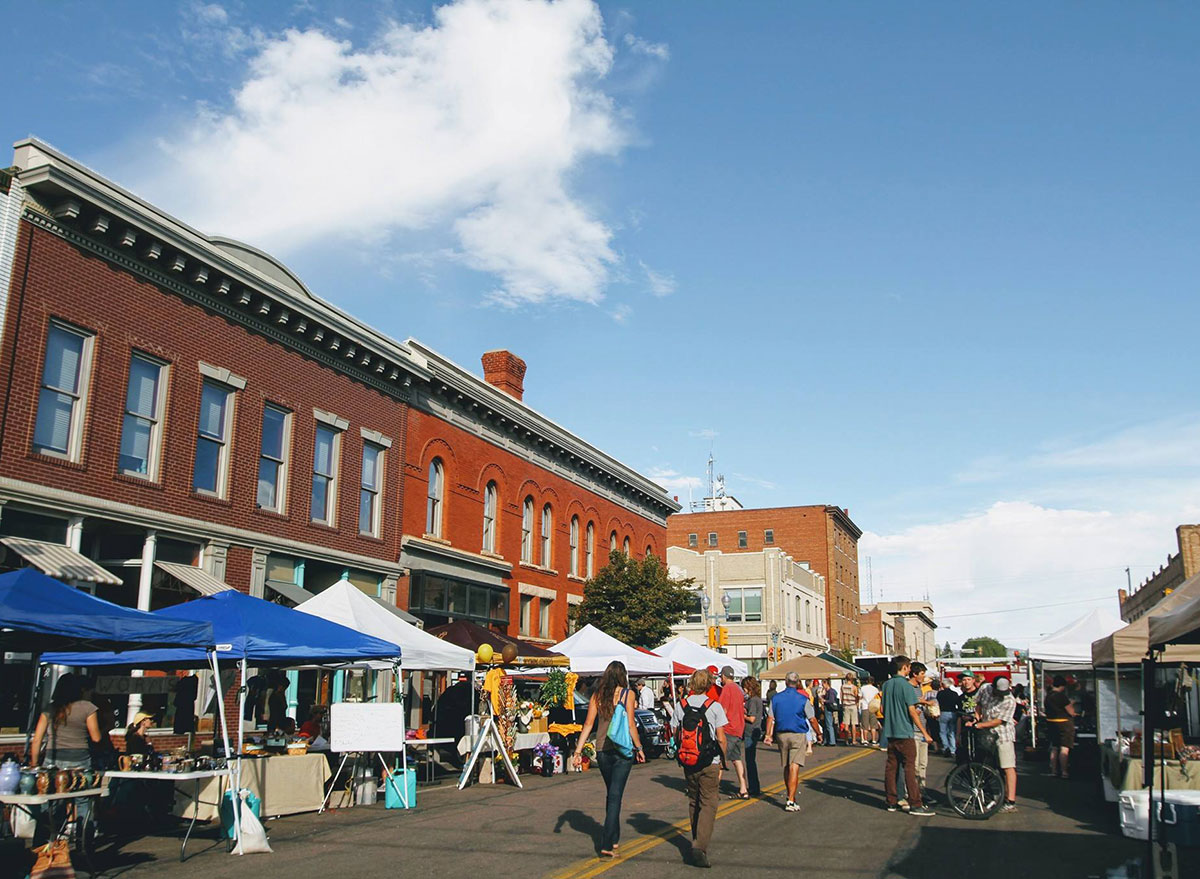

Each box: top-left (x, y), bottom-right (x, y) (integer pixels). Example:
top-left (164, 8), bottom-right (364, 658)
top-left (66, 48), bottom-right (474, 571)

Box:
top-left (573, 661), bottom-right (645, 857)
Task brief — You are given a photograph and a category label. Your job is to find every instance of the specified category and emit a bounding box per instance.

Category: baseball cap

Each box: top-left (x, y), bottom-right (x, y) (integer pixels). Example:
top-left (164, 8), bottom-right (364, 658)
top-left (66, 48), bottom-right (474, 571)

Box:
top-left (720, 665), bottom-right (735, 678)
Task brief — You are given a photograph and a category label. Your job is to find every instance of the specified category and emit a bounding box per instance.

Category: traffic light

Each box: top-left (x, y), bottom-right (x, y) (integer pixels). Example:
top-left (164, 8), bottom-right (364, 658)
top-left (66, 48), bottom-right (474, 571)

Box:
top-left (707, 626), bottom-right (717, 648)
top-left (719, 626), bottom-right (728, 647)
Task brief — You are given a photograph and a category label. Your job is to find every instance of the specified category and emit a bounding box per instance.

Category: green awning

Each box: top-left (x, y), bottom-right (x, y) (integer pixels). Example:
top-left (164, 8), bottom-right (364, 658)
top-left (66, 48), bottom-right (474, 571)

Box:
top-left (819, 651), bottom-right (869, 680)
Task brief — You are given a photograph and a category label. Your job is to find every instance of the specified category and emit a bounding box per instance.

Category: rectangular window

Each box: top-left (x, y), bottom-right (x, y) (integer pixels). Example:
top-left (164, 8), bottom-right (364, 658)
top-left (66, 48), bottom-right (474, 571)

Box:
top-left (256, 404), bottom-right (290, 511)
top-left (737, 530), bottom-right (747, 548)
top-left (311, 423), bottom-right (340, 524)
top-left (520, 594), bottom-right (533, 637)
top-left (359, 440), bottom-right (384, 536)
top-left (119, 352), bottom-right (166, 477)
top-left (764, 529), bottom-right (774, 545)
top-left (686, 593), bottom-right (704, 624)
top-left (723, 587), bottom-right (763, 623)
top-left (688, 533), bottom-right (698, 548)
top-left (33, 322), bottom-right (94, 460)
top-left (539, 597), bottom-right (553, 639)
top-left (192, 381), bottom-right (234, 495)
top-left (707, 532), bottom-right (717, 547)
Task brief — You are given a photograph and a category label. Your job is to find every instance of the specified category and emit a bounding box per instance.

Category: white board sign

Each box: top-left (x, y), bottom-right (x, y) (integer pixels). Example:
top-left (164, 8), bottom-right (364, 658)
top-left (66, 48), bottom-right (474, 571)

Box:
top-left (330, 702), bottom-right (407, 753)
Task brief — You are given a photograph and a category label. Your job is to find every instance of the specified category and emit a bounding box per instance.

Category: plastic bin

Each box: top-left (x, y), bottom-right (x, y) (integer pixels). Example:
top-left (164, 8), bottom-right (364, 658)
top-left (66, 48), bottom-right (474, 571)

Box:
top-left (384, 767), bottom-right (417, 810)
top-left (220, 790), bottom-right (261, 840)
top-left (1118, 789), bottom-right (1200, 846)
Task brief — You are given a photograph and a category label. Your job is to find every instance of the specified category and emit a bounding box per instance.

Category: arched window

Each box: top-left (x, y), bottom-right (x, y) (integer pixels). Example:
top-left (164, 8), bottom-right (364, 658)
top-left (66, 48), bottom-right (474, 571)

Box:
top-left (622, 536), bottom-right (630, 556)
top-left (569, 516), bottom-right (580, 577)
top-left (482, 481), bottom-right (497, 553)
top-left (541, 504), bottom-right (553, 567)
top-left (585, 522), bottom-right (595, 577)
top-left (425, 458), bottom-right (444, 537)
top-left (610, 530), bottom-right (619, 558)
top-left (645, 545), bottom-right (653, 558)
top-left (521, 496), bottom-right (534, 563)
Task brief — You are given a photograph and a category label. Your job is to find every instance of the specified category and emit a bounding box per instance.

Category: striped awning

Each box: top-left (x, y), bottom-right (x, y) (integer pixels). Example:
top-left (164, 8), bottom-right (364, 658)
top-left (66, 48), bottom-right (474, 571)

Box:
top-left (0, 537), bottom-right (122, 585)
top-left (154, 561), bottom-right (232, 596)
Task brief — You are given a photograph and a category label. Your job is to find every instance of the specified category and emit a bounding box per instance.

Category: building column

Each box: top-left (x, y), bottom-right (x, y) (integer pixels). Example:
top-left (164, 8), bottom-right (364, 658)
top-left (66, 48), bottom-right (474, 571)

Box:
top-left (204, 540), bottom-right (229, 582)
top-left (66, 516), bottom-right (84, 552)
top-left (127, 529), bottom-right (157, 724)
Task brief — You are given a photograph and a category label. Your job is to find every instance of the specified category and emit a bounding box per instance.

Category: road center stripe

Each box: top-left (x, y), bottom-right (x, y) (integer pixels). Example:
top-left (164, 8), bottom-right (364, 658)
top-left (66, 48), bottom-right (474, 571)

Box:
top-left (548, 748), bottom-right (874, 879)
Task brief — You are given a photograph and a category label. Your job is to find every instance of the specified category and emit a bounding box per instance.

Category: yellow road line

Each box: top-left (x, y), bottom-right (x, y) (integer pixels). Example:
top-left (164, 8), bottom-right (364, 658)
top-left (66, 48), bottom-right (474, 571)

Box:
top-left (548, 748), bottom-right (874, 879)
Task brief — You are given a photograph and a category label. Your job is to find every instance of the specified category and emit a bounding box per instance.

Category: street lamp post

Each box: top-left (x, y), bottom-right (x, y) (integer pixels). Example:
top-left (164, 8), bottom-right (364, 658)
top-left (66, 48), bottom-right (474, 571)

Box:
top-left (701, 592), bottom-right (731, 652)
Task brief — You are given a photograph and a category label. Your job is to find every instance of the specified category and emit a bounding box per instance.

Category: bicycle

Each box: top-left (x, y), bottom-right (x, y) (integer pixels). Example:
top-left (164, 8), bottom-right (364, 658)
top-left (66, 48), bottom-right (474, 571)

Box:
top-left (944, 726), bottom-right (1006, 820)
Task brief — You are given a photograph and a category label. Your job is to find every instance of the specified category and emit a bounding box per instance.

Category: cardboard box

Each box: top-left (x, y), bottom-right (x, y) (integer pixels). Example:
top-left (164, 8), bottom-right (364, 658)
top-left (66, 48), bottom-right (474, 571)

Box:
top-left (529, 717), bottom-right (548, 734)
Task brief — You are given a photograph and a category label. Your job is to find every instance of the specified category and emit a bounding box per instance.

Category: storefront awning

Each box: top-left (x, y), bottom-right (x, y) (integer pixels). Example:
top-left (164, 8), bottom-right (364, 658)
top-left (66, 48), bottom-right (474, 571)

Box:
top-left (154, 561), bottom-right (232, 596)
top-left (370, 595), bottom-right (422, 626)
top-left (265, 580), bottom-right (312, 606)
top-left (0, 537), bottom-right (122, 585)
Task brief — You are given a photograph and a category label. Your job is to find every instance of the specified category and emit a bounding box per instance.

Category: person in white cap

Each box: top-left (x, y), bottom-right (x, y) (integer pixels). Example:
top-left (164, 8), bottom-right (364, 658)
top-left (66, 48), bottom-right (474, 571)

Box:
top-left (975, 675), bottom-right (1018, 813)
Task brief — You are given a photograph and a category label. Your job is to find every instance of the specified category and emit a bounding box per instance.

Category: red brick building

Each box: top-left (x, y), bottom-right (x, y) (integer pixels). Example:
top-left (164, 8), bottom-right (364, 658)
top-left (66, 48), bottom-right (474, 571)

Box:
top-left (666, 505), bottom-right (862, 650)
top-left (0, 140), bottom-right (676, 748)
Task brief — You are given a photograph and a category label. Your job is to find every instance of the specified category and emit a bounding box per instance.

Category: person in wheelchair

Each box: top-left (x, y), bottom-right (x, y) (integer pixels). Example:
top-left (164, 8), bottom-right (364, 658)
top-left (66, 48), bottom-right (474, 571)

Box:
top-left (974, 676), bottom-right (1018, 813)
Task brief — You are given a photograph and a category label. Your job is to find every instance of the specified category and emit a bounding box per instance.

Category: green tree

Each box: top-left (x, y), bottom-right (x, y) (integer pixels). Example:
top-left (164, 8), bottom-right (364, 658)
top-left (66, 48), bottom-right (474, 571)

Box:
top-left (939, 641), bottom-right (954, 658)
top-left (833, 644), bottom-right (856, 664)
top-left (572, 551), bottom-right (695, 647)
top-left (961, 636), bottom-right (1008, 657)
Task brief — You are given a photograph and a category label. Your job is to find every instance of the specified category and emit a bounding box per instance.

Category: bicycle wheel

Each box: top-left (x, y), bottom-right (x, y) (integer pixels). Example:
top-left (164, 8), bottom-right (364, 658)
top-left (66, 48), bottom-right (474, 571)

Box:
top-left (944, 761), bottom-right (1005, 820)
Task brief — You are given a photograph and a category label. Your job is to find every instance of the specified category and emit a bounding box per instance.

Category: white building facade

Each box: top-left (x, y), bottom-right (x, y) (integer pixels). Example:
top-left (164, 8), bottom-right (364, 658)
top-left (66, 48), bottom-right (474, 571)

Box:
top-left (667, 545), bottom-right (827, 675)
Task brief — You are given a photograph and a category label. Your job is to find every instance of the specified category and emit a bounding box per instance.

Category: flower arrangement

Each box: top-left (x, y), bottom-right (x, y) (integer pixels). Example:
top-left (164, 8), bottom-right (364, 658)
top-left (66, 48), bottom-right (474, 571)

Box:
top-left (580, 741), bottom-right (596, 760)
top-left (532, 741), bottom-right (560, 777)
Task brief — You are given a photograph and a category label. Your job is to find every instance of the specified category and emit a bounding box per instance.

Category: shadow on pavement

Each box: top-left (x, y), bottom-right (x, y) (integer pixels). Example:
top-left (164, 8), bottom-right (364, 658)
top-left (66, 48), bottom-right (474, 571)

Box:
top-left (553, 808), bottom-right (602, 854)
top-left (649, 773), bottom-right (687, 794)
top-left (627, 811), bottom-right (689, 862)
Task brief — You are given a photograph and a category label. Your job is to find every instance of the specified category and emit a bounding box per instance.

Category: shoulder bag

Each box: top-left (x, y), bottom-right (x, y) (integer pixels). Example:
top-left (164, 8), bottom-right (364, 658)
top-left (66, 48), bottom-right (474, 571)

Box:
top-left (605, 688), bottom-right (634, 758)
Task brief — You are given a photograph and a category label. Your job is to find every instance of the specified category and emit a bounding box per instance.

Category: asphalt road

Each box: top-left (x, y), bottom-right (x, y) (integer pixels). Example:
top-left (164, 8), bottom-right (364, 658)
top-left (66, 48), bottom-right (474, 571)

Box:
top-left (2, 744), bottom-right (1181, 879)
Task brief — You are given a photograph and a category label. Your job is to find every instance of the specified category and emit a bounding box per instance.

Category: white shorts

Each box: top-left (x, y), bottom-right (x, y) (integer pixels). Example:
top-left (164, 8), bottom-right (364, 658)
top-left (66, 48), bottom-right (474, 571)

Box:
top-left (997, 741), bottom-right (1016, 770)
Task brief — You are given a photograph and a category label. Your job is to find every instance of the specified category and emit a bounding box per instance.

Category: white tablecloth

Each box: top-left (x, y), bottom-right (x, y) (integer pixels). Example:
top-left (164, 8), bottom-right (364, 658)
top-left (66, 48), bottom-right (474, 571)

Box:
top-left (176, 754), bottom-right (331, 819)
top-left (456, 731), bottom-right (549, 756)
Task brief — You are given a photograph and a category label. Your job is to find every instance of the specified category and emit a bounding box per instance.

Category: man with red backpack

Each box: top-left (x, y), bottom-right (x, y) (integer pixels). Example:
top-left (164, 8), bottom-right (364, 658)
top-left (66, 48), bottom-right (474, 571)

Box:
top-left (763, 671), bottom-right (817, 812)
top-left (672, 667), bottom-right (729, 868)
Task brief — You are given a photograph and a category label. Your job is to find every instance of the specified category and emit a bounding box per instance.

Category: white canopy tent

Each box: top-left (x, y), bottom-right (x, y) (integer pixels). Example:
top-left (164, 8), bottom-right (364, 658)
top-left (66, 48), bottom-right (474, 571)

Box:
top-left (656, 636), bottom-right (749, 678)
top-left (548, 624), bottom-right (673, 675)
top-left (295, 580), bottom-right (476, 671)
top-left (1030, 608), bottom-right (1125, 666)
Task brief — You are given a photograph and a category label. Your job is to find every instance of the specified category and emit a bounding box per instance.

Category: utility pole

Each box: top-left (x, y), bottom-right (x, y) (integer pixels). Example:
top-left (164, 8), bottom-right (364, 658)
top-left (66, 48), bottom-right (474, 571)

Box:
top-left (1125, 567), bottom-right (1132, 591)
top-left (866, 556), bottom-right (874, 604)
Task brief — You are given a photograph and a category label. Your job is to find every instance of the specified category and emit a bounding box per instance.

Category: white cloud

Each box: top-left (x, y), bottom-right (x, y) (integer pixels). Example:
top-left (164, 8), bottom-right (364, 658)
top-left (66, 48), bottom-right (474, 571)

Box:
top-left (689, 428), bottom-right (719, 440)
top-left (733, 472), bottom-right (776, 491)
top-left (623, 32), bottom-right (669, 60)
top-left (649, 467), bottom-right (704, 494)
top-left (639, 260), bottom-right (677, 296)
top-left (863, 416), bottom-right (1200, 650)
top-left (140, 0), bottom-right (638, 306)
top-left (610, 303), bottom-right (633, 324)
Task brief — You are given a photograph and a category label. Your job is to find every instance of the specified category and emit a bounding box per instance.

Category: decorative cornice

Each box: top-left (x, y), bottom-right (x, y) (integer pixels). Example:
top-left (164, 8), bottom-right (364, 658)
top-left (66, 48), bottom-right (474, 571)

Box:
top-left (400, 534), bottom-right (513, 576)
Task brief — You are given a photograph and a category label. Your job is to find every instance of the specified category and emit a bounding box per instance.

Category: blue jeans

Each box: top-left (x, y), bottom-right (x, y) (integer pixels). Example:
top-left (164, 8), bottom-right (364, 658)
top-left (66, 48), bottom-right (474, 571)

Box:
top-left (939, 712), bottom-right (957, 754)
top-left (595, 750), bottom-right (633, 851)
top-left (823, 711), bottom-right (838, 745)
top-left (744, 738), bottom-right (760, 795)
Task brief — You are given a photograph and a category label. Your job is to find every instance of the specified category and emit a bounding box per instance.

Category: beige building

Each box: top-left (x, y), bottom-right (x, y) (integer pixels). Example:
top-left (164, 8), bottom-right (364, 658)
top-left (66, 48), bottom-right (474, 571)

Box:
top-left (667, 545), bottom-right (827, 675)
top-left (1120, 525), bottom-right (1200, 622)
top-left (863, 601), bottom-right (937, 665)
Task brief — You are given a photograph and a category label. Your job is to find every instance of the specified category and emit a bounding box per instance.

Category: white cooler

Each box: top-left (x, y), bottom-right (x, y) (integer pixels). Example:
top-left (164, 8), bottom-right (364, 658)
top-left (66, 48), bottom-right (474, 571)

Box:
top-left (1119, 789), bottom-right (1200, 845)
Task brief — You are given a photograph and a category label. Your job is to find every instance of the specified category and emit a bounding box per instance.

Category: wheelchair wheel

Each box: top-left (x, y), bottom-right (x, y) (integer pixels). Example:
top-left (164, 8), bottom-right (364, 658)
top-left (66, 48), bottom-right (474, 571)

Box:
top-left (944, 761), bottom-right (1005, 820)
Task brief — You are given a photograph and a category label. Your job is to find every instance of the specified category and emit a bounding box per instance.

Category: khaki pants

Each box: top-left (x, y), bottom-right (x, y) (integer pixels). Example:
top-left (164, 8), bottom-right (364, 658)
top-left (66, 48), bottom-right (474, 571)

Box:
top-left (685, 764), bottom-right (721, 854)
top-left (915, 738), bottom-right (928, 785)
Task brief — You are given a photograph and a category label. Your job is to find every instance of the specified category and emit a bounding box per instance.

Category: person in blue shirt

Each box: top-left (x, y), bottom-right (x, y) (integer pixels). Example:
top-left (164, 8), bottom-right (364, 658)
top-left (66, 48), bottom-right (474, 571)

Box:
top-left (763, 671), bottom-right (817, 813)
top-left (880, 655), bottom-right (934, 816)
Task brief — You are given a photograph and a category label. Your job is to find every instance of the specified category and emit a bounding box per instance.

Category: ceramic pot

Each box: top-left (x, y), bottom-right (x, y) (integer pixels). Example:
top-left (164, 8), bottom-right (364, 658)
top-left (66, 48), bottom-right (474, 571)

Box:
top-left (19, 768), bottom-right (37, 794)
top-left (0, 758), bottom-right (19, 794)
top-left (118, 755), bottom-right (132, 771)
top-left (35, 769), bottom-right (51, 794)
top-left (54, 769), bottom-right (70, 793)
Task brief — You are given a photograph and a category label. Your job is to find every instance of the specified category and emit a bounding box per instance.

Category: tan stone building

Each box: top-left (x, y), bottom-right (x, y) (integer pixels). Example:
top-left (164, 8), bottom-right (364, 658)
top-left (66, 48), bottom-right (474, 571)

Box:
top-left (1119, 525), bottom-right (1200, 622)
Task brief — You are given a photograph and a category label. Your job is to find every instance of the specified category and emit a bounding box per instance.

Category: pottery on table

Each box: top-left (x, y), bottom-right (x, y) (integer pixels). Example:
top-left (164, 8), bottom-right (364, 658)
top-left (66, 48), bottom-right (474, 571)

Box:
top-left (19, 768), bottom-right (37, 795)
top-left (0, 758), bottom-right (19, 794)
top-left (35, 769), bottom-right (51, 794)
top-left (54, 769), bottom-right (70, 793)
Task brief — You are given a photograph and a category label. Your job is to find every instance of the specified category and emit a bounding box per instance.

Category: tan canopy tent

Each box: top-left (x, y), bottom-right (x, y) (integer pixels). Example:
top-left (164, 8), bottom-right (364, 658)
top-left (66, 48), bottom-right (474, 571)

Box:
top-left (760, 653), bottom-right (848, 681)
top-left (1148, 592), bottom-right (1200, 650)
top-left (1091, 571), bottom-right (1200, 666)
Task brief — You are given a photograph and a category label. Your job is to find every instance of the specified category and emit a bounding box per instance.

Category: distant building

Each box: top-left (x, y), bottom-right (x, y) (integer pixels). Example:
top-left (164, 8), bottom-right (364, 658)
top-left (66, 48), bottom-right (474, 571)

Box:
top-left (863, 601), bottom-right (936, 664)
top-left (1119, 525), bottom-right (1200, 622)
top-left (667, 545), bottom-right (827, 675)
top-left (666, 504), bottom-right (862, 650)
top-left (860, 605), bottom-right (904, 656)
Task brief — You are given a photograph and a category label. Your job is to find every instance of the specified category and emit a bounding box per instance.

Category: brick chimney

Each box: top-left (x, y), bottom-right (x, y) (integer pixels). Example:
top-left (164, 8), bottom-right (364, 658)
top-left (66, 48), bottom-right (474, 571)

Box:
top-left (481, 350), bottom-right (526, 401)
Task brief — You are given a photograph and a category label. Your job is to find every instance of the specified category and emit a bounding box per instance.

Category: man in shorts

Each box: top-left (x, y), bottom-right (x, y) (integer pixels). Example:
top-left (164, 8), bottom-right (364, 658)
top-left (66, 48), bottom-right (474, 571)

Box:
top-left (841, 675), bottom-right (861, 744)
top-left (717, 666), bottom-right (748, 798)
top-left (976, 676), bottom-right (1018, 813)
top-left (859, 677), bottom-right (881, 747)
top-left (763, 671), bottom-right (816, 813)
top-left (1044, 675), bottom-right (1077, 779)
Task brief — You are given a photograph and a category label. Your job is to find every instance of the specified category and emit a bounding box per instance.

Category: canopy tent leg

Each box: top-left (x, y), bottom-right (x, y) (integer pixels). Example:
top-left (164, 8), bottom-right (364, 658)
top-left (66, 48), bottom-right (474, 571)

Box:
top-left (22, 655), bottom-right (43, 762)
top-left (206, 649), bottom-right (238, 850)
top-left (232, 657), bottom-right (247, 854)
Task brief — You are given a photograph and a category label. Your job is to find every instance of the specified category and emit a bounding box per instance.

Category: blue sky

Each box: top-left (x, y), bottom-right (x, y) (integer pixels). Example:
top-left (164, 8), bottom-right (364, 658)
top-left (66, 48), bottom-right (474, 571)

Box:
top-left (6, 1), bottom-right (1199, 646)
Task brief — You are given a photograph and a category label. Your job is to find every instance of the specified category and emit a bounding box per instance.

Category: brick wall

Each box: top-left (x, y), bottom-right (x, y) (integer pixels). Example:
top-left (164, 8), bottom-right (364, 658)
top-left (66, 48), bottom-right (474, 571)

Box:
top-left (666, 505), bottom-right (861, 649)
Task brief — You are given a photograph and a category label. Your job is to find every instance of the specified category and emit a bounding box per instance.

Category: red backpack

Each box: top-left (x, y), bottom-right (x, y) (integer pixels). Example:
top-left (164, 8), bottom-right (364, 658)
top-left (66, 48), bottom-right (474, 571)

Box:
top-left (676, 698), bottom-right (719, 768)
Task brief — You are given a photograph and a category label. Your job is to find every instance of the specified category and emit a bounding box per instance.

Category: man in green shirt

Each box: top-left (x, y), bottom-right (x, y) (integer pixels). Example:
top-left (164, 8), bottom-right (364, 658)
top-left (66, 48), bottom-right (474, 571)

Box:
top-left (880, 655), bottom-right (934, 815)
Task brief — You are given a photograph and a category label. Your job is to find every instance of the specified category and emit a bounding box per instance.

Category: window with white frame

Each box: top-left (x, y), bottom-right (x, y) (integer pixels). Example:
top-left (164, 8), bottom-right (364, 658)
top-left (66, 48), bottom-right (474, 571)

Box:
top-left (569, 516), bottom-right (580, 577)
top-left (311, 423), bottom-right (341, 524)
top-left (193, 380), bottom-right (234, 496)
top-left (425, 458), bottom-right (444, 537)
top-left (585, 522), bottom-right (595, 577)
top-left (33, 321), bottom-right (94, 460)
top-left (256, 404), bottom-right (290, 511)
top-left (707, 532), bottom-right (717, 547)
top-left (764, 529), bottom-right (775, 545)
top-left (539, 596), bottom-right (553, 639)
top-left (482, 481), bottom-right (498, 553)
top-left (723, 586), bottom-right (763, 623)
top-left (521, 497), bottom-right (534, 562)
top-left (519, 594), bottom-right (532, 636)
top-left (688, 533), bottom-right (698, 548)
top-left (359, 440), bottom-right (384, 536)
top-left (541, 504), bottom-right (553, 567)
top-left (119, 352), bottom-right (167, 478)
top-left (686, 592), bottom-right (704, 624)
top-left (737, 530), bottom-right (747, 548)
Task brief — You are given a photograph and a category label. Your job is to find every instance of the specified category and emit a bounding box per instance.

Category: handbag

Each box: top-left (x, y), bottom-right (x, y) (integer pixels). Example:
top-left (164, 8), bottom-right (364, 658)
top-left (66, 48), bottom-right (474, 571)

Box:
top-left (30, 838), bottom-right (75, 879)
top-left (605, 688), bottom-right (634, 759)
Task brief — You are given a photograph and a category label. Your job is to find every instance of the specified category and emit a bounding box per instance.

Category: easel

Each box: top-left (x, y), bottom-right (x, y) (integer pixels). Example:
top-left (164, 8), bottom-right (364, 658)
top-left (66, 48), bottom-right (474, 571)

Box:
top-left (320, 751), bottom-right (409, 811)
top-left (457, 712), bottom-right (521, 790)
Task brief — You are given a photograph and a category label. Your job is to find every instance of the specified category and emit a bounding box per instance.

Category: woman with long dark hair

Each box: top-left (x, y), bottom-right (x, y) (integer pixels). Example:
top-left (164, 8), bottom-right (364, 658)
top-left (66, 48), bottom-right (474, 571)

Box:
top-left (30, 673), bottom-right (101, 769)
top-left (742, 676), bottom-right (763, 797)
top-left (572, 660), bottom-right (645, 857)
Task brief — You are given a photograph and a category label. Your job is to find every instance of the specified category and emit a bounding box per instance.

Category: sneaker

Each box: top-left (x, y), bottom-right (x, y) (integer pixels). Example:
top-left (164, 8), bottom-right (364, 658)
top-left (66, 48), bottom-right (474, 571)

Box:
top-left (785, 801), bottom-right (801, 812)
top-left (886, 804), bottom-right (899, 812)
top-left (692, 849), bottom-right (711, 868)
top-left (909, 807), bottom-right (936, 817)
top-left (1000, 802), bottom-right (1018, 813)
top-left (877, 745), bottom-right (887, 751)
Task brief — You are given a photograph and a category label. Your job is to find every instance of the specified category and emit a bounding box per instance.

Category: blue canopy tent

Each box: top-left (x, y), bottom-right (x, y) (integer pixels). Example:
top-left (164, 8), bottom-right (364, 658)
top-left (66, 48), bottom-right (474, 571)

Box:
top-left (45, 590), bottom-right (402, 847)
top-left (0, 568), bottom-right (216, 760)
